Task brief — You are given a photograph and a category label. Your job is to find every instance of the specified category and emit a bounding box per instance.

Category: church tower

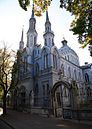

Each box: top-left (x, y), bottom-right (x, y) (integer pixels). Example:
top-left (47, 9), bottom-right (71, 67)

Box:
top-left (27, 5), bottom-right (38, 47)
top-left (19, 28), bottom-right (24, 51)
top-left (43, 11), bottom-right (54, 47)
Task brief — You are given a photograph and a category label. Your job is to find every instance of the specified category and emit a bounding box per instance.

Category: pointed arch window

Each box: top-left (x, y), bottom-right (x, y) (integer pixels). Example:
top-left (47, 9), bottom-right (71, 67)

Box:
top-left (74, 69), bottom-right (77, 80)
top-left (34, 36), bottom-right (36, 45)
top-left (43, 49), bottom-right (48, 69)
top-left (52, 38), bottom-right (54, 46)
top-left (49, 38), bottom-right (51, 44)
top-left (85, 73), bottom-right (89, 83)
top-left (34, 83), bottom-right (39, 106)
top-left (60, 64), bottom-right (64, 76)
top-left (68, 67), bottom-right (71, 78)
top-left (46, 27), bottom-right (47, 31)
top-left (48, 27), bottom-right (49, 31)
top-left (47, 84), bottom-right (49, 96)
top-left (53, 54), bottom-right (57, 69)
top-left (45, 38), bottom-right (47, 46)
top-left (43, 85), bottom-right (45, 96)
top-left (35, 63), bottom-right (39, 75)
top-left (68, 55), bottom-right (69, 61)
top-left (78, 72), bottom-right (81, 81)
top-left (34, 83), bottom-right (39, 95)
top-left (24, 57), bottom-right (27, 73)
top-left (44, 54), bottom-right (48, 69)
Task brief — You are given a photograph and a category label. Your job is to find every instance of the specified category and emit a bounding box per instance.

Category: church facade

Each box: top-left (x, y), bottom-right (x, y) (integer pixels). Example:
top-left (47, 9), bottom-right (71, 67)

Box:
top-left (12, 9), bottom-right (92, 118)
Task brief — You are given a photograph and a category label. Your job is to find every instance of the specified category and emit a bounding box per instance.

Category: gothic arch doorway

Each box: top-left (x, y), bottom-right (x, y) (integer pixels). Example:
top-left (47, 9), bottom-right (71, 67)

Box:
top-left (51, 81), bottom-right (72, 118)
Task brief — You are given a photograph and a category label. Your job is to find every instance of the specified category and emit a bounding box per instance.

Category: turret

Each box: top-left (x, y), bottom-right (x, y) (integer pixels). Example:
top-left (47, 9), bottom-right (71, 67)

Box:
top-left (19, 28), bottom-right (24, 51)
top-left (27, 4), bottom-right (38, 47)
top-left (43, 11), bottom-right (54, 47)
top-left (61, 37), bottom-right (68, 47)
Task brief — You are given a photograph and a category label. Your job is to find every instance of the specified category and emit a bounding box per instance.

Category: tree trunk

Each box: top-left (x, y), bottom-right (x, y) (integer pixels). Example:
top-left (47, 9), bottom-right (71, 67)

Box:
top-left (3, 90), bottom-right (7, 115)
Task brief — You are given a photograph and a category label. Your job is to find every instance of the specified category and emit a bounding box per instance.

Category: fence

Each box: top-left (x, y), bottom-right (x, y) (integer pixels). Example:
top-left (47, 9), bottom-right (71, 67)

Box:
top-left (63, 108), bottom-right (92, 120)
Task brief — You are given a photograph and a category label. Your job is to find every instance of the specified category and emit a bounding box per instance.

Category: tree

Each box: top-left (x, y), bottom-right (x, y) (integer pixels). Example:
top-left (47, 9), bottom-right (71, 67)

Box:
top-left (60, 0), bottom-right (92, 49)
top-left (18, 0), bottom-right (92, 51)
top-left (18, 0), bottom-right (52, 16)
top-left (0, 45), bottom-right (16, 114)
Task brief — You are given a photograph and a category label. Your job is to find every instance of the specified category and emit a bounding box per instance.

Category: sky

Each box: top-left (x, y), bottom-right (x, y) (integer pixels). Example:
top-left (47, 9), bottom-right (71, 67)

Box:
top-left (0, 0), bottom-right (91, 65)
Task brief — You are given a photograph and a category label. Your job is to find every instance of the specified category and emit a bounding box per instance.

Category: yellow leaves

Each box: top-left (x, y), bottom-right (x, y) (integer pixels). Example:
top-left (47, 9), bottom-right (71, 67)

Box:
top-left (18, 0), bottom-right (52, 16)
top-left (33, 0), bottom-right (52, 16)
top-left (80, 36), bottom-right (92, 48)
top-left (0, 46), bottom-right (15, 83)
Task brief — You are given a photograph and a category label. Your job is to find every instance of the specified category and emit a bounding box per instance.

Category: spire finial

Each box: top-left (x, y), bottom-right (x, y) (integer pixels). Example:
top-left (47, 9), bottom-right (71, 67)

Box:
top-left (31, 1), bottom-right (34, 18)
top-left (21, 25), bottom-right (24, 42)
top-left (62, 36), bottom-right (67, 46)
top-left (46, 10), bottom-right (49, 21)
top-left (19, 26), bottom-right (24, 50)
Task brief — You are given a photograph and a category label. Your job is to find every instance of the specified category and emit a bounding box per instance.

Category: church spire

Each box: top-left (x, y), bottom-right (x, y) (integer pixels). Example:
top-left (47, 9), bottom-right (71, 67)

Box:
top-left (31, 3), bottom-right (34, 18)
top-left (21, 28), bottom-right (24, 42)
top-left (45, 10), bottom-right (51, 32)
top-left (29, 3), bottom-right (36, 30)
top-left (27, 3), bottom-right (38, 48)
top-left (19, 27), bottom-right (24, 51)
top-left (46, 10), bottom-right (49, 21)
top-left (43, 10), bottom-right (54, 47)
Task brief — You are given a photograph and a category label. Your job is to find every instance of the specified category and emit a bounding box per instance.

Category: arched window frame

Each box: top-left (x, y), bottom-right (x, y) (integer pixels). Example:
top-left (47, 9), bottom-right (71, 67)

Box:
top-left (34, 83), bottom-right (39, 95)
top-left (35, 63), bottom-right (39, 75)
top-left (52, 38), bottom-right (54, 46)
top-left (60, 64), bottom-right (64, 76)
top-left (43, 51), bottom-right (48, 69)
top-left (43, 85), bottom-right (45, 96)
top-left (74, 69), bottom-right (77, 80)
top-left (47, 84), bottom-right (49, 96)
top-left (49, 38), bottom-right (51, 44)
top-left (45, 38), bottom-right (47, 46)
top-left (53, 54), bottom-right (57, 69)
top-left (78, 72), bottom-right (81, 82)
top-left (34, 36), bottom-right (36, 45)
top-left (68, 67), bottom-right (71, 78)
top-left (24, 57), bottom-right (28, 73)
top-left (85, 73), bottom-right (89, 83)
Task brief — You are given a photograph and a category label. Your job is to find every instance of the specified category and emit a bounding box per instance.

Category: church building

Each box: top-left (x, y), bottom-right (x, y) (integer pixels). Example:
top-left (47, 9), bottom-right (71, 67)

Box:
top-left (12, 8), bottom-right (92, 118)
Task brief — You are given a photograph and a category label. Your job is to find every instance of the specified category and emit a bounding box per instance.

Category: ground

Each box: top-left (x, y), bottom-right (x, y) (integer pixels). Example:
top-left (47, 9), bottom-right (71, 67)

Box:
top-left (0, 109), bottom-right (92, 129)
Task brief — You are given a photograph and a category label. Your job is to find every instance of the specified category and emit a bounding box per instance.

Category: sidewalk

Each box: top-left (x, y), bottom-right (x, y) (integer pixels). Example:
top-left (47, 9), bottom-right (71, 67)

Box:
top-left (0, 109), bottom-right (92, 129)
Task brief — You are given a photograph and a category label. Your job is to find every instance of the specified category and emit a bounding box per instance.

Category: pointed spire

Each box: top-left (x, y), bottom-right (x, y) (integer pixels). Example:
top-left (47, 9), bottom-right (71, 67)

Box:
top-left (31, 3), bottom-right (34, 18)
top-left (44, 10), bottom-right (54, 47)
top-left (21, 27), bottom-right (24, 42)
top-left (19, 26), bottom-right (24, 51)
top-left (46, 10), bottom-right (49, 21)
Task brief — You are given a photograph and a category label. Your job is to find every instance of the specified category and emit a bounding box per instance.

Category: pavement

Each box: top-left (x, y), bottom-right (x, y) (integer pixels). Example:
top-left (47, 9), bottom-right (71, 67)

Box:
top-left (0, 119), bottom-right (13, 129)
top-left (0, 109), bottom-right (92, 129)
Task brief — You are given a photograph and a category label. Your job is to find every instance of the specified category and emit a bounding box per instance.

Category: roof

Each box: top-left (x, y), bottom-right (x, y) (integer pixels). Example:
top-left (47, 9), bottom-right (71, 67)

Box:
top-left (81, 63), bottom-right (92, 69)
top-left (59, 45), bottom-right (78, 57)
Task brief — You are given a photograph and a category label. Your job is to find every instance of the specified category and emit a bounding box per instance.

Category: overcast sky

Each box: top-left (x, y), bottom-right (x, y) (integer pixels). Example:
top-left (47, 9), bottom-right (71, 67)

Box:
top-left (0, 0), bottom-right (91, 65)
